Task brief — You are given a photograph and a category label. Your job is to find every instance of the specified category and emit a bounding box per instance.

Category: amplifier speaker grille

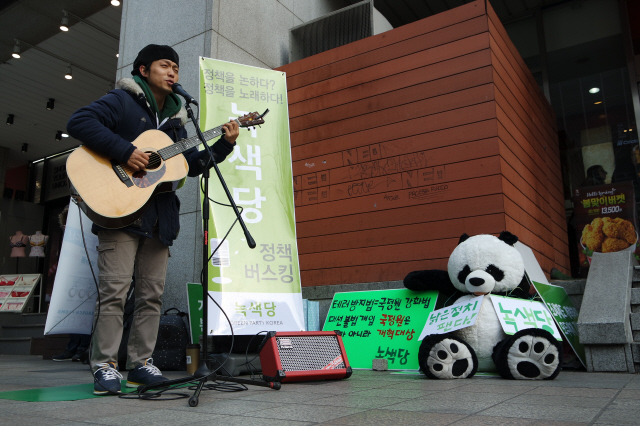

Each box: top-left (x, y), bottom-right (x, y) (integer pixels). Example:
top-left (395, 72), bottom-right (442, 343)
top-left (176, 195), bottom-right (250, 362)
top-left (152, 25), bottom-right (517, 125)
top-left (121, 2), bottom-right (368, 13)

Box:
top-left (276, 335), bottom-right (346, 371)
top-left (259, 331), bottom-right (352, 383)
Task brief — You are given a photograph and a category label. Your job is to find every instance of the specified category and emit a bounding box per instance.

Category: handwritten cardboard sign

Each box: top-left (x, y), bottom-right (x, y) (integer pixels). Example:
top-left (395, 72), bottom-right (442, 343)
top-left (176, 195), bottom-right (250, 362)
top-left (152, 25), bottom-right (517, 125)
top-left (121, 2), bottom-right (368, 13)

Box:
top-left (418, 295), bottom-right (483, 340)
top-left (323, 289), bottom-right (437, 370)
top-left (490, 295), bottom-right (562, 340)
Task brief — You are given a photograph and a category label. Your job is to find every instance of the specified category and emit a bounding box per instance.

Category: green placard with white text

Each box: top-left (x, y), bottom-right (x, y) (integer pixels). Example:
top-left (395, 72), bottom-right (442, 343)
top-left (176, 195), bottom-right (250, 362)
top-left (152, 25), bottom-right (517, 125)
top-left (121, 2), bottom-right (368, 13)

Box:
top-left (532, 281), bottom-right (586, 368)
top-left (322, 289), bottom-right (438, 370)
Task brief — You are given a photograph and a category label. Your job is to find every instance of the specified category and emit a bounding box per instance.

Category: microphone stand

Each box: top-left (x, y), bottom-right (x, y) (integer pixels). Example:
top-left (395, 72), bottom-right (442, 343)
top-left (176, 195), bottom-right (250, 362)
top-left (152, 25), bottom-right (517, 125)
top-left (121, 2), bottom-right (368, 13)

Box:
top-left (136, 99), bottom-right (279, 407)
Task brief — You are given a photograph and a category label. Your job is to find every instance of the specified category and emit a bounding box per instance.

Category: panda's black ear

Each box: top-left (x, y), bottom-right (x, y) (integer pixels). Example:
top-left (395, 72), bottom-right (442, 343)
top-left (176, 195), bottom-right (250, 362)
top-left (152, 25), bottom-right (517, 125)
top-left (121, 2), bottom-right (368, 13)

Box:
top-left (498, 231), bottom-right (518, 246)
top-left (458, 233), bottom-right (470, 245)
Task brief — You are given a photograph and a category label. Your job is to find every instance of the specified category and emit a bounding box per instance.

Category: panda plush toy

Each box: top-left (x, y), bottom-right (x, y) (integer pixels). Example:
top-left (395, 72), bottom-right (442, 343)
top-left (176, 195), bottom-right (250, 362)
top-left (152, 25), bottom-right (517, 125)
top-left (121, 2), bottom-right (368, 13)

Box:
top-left (404, 231), bottom-right (562, 380)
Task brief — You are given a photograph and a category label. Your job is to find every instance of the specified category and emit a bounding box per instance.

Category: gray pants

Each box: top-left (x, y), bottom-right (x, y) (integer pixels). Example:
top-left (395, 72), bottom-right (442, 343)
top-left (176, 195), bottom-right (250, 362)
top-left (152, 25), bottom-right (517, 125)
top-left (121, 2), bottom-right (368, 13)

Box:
top-left (90, 229), bottom-right (169, 372)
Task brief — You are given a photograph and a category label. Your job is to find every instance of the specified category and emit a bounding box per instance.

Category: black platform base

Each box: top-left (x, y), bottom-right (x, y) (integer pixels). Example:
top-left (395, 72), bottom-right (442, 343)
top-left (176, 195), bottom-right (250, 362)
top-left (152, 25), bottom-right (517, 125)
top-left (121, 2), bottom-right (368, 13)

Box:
top-left (209, 352), bottom-right (261, 376)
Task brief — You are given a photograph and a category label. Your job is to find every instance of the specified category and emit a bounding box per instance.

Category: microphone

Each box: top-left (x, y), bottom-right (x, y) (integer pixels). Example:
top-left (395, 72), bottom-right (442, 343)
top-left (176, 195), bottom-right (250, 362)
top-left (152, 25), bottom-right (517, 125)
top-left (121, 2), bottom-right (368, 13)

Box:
top-left (171, 83), bottom-right (198, 106)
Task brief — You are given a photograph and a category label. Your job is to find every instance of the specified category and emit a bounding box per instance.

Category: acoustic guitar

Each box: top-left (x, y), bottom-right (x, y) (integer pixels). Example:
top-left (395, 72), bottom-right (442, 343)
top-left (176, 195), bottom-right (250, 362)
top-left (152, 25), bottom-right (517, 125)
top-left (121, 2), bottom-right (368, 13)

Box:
top-left (67, 110), bottom-right (268, 229)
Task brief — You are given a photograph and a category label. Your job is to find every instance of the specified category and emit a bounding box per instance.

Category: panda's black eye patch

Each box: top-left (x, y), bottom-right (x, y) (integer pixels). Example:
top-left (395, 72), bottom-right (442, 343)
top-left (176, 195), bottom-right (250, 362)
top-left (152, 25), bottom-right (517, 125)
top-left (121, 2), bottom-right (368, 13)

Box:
top-left (457, 265), bottom-right (472, 284)
top-left (486, 264), bottom-right (505, 281)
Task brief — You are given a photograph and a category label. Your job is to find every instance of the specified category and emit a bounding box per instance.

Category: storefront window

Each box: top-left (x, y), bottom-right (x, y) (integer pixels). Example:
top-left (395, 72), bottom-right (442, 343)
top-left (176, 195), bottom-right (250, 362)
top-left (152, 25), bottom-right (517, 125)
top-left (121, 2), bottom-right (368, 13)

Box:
top-left (543, 0), bottom-right (633, 194)
top-left (504, 0), bottom-right (638, 275)
top-left (30, 161), bottom-right (44, 204)
top-left (551, 68), bottom-right (636, 193)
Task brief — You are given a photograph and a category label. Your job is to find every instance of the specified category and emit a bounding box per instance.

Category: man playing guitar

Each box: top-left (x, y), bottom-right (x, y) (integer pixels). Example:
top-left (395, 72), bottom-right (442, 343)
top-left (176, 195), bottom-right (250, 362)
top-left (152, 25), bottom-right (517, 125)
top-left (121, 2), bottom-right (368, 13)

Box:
top-left (67, 44), bottom-right (239, 395)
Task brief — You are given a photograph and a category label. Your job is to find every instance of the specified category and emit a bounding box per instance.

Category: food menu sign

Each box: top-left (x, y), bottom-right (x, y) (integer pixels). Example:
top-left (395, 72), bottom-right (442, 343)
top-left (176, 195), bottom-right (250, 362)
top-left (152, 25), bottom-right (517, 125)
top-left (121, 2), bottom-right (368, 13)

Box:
top-left (573, 181), bottom-right (638, 272)
top-left (323, 289), bottom-right (437, 370)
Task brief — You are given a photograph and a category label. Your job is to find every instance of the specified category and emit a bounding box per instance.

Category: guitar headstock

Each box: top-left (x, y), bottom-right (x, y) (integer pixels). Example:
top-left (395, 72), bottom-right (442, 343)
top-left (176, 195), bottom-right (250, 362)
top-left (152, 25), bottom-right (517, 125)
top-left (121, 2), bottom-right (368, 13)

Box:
top-left (238, 109), bottom-right (269, 129)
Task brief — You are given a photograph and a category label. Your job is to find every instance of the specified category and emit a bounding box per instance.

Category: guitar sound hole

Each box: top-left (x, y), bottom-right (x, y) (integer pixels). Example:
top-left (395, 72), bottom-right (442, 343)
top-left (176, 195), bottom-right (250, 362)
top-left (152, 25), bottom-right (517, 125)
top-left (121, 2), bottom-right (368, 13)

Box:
top-left (146, 152), bottom-right (162, 170)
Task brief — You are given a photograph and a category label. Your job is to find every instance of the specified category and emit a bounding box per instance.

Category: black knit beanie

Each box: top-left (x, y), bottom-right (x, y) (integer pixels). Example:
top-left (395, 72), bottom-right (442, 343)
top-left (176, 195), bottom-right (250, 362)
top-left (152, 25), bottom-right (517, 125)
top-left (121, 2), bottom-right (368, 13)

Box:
top-left (131, 44), bottom-right (179, 76)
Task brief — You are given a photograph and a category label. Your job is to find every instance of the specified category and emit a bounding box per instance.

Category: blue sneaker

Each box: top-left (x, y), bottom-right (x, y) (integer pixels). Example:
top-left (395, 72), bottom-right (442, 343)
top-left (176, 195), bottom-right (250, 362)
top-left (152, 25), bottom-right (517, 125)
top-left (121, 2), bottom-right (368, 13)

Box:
top-left (126, 358), bottom-right (169, 388)
top-left (93, 362), bottom-right (122, 395)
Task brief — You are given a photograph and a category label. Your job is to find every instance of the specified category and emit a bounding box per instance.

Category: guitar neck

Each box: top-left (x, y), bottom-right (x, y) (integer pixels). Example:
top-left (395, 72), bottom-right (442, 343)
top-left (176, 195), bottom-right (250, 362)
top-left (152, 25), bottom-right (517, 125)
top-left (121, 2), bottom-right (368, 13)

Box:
top-left (158, 118), bottom-right (239, 160)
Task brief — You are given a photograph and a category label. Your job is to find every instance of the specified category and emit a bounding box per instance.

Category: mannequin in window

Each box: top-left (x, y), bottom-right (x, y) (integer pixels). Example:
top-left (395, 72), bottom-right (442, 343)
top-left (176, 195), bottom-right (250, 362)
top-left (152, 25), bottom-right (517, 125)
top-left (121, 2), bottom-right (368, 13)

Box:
top-left (29, 231), bottom-right (49, 257)
top-left (9, 231), bottom-right (29, 258)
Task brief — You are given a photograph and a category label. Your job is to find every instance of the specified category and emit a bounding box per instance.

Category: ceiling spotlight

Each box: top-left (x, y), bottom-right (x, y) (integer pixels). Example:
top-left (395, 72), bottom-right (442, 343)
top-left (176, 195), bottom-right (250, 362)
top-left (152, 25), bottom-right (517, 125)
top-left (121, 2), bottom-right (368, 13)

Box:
top-left (589, 87), bottom-right (600, 94)
top-left (60, 11), bottom-right (69, 31)
top-left (12, 40), bottom-right (21, 59)
top-left (116, 53), bottom-right (119, 57)
top-left (21, 143), bottom-right (28, 153)
top-left (6, 114), bottom-right (14, 125)
top-left (55, 131), bottom-right (69, 140)
top-left (65, 64), bottom-right (73, 80)
top-left (46, 98), bottom-right (55, 110)
top-left (111, 0), bottom-right (121, 6)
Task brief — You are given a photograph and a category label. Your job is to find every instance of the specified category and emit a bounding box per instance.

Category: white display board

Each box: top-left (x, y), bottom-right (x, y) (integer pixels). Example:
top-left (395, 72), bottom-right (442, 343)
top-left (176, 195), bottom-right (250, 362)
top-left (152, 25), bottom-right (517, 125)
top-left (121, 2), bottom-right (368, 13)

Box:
top-left (515, 241), bottom-right (550, 286)
top-left (490, 295), bottom-right (562, 340)
top-left (44, 201), bottom-right (99, 335)
top-left (418, 295), bottom-right (483, 340)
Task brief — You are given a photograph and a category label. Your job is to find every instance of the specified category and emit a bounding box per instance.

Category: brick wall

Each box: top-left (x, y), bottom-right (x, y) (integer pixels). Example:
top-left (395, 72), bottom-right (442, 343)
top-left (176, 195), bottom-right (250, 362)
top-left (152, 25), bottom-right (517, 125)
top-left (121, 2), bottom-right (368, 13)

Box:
top-left (277, 0), bottom-right (568, 286)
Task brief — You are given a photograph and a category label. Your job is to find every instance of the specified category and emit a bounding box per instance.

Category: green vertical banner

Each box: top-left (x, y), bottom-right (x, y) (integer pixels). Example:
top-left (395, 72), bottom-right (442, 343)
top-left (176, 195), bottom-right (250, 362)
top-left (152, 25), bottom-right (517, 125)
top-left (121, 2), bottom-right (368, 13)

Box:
top-left (186, 283), bottom-right (203, 344)
top-left (532, 281), bottom-right (587, 368)
top-left (322, 289), bottom-right (438, 370)
top-left (199, 58), bottom-right (304, 335)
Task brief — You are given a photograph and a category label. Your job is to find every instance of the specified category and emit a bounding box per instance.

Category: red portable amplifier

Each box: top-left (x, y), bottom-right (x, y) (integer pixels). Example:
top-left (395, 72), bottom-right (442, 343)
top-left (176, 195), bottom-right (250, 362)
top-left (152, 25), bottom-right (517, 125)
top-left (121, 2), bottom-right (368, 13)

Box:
top-left (258, 331), bottom-right (352, 383)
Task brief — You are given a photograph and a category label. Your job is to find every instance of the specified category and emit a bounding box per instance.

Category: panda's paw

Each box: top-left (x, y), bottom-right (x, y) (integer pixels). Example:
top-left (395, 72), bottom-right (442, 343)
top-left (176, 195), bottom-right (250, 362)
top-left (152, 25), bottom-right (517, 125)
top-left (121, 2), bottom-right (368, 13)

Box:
top-left (494, 329), bottom-right (562, 380)
top-left (418, 335), bottom-right (478, 379)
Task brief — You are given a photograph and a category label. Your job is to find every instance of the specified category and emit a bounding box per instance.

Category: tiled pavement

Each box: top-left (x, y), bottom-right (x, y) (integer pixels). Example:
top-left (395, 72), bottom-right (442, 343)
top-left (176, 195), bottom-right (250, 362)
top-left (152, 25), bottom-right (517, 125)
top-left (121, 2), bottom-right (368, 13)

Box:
top-left (1, 354), bottom-right (640, 425)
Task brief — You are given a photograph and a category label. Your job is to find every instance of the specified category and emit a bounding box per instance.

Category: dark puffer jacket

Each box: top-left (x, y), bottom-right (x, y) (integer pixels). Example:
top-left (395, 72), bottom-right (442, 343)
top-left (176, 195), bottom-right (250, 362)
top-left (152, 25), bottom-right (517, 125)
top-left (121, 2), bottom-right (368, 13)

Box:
top-left (67, 78), bottom-right (234, 245)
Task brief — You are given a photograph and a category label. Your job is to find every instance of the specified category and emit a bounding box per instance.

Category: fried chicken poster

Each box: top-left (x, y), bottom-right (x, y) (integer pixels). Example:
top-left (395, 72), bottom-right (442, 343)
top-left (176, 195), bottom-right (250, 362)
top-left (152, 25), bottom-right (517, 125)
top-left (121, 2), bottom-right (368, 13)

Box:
top-left (573, 181), bottom-right (639, 271)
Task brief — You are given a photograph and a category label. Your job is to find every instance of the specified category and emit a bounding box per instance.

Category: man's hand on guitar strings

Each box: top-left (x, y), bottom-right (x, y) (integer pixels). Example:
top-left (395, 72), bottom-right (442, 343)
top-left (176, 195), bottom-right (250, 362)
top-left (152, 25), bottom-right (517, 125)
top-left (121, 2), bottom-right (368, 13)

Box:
top-left (221, 120), bottom-right (240, 145)
top-left (127, 148), bottom-right (150, 171)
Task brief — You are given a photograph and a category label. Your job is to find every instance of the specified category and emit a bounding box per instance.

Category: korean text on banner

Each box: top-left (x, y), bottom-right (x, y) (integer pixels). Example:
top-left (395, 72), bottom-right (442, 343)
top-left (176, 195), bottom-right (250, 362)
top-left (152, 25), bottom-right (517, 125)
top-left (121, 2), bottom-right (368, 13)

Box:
top-left (489, 295), bottom-right (562, 340)
top-left (323, 289), bottom-right (437, 370)
top-left (532, 281), bottom-right (586, 368)
top-left (199, 58), bottom-right (304, 335)
top-left (45, 201), bottom-right (99, 335)
top-left (418, 295), bottom-right (483, 340)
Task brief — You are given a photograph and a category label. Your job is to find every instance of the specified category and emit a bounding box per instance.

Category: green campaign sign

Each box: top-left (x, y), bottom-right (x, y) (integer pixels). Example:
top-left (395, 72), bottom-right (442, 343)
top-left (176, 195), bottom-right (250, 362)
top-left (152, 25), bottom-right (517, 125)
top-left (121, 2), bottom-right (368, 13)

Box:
top-left (489, 295), bottom-right (562, 340)
top-left (532, 281), bottom-right (586, 368)
top-left (186, 283), bottom-right (203, 344)
top-left (322, 289), bottom-right (437, 370)
top-left (199, 58), bottom-right (305, 336)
